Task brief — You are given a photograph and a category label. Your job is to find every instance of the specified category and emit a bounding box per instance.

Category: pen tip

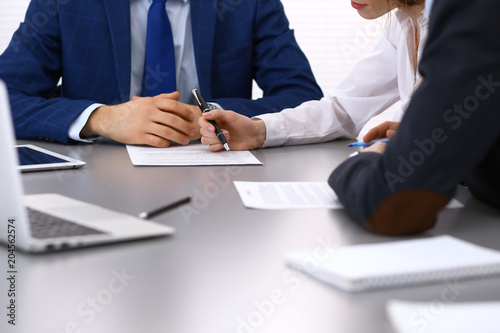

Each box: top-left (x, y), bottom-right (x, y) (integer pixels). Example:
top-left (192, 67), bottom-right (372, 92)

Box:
top-left (224, 143), bottom-right (230, 151)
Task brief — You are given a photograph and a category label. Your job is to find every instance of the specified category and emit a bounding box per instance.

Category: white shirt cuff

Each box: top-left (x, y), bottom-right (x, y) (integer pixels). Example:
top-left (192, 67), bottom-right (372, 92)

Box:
top-left (68, 103), bottom-right (104, 142)
top-left (254, 112), bottom-right (287, 148)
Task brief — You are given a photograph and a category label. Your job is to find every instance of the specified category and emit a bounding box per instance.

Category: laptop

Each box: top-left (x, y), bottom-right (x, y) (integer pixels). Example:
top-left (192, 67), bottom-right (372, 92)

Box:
top-left (0, 80), bottom-right (175, 253)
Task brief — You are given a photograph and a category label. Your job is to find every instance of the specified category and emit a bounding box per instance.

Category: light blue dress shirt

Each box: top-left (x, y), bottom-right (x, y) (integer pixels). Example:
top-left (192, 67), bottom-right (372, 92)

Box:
top-left (69, 0), bottom-right (200, 142)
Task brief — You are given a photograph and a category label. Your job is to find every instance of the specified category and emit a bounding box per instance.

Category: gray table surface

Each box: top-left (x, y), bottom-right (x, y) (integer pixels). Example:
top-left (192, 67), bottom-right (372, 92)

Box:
top-left (2, 139), bottom-right (500, 333)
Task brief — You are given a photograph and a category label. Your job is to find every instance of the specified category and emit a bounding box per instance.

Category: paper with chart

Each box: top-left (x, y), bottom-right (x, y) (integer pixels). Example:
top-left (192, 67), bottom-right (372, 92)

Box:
top-left (233, 181), bottom-right (343, 209)
top-left (233, 181), bottom-right (464, 210)
top-left (126, 144), bottom-right (262, 166)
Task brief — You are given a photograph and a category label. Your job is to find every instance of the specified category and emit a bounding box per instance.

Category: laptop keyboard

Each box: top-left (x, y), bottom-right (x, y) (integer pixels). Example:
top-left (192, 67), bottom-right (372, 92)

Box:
top-left (28, 208), bottom-right (106, 239)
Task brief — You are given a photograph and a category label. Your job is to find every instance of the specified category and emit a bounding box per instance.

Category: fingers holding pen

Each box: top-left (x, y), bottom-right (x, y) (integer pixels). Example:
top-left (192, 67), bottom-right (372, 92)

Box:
top-left (200, 130), bottom-right (231, 151)
top-left (198, 112), bottom-right (229, 151)
top-left (363, 121), bottom-right (400, 143)
top-left (199, 110), bottom-right (267, 151)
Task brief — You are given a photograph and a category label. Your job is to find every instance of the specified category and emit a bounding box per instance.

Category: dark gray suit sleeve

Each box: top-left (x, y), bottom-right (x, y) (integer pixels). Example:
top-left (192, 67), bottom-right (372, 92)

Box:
top-left (328, 0), bottom-right (500, 235)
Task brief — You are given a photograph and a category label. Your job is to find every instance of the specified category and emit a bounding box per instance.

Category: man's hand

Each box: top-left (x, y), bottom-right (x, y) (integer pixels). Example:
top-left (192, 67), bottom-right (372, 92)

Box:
top-left (131, 94), bottom-right (202, 140)
top-left (198, 110), bottom-right (267, 151)
top-left (360, 121), bottom-right (399, 155)
top-left (181, 102), bottom-right (202, 140)
top-left (363, 121), bottom-right (400, 143)
top-left (81, 92), bottom-right (198, 147)
top-left (361, 142), bottom-right (387, 154)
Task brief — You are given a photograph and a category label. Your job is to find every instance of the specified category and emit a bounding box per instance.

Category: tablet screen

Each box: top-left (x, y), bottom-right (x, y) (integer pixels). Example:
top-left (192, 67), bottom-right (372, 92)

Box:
top-left (15, 145), bottom-right (86, 172)
top-left (17, 146), bottom-right (67, 165)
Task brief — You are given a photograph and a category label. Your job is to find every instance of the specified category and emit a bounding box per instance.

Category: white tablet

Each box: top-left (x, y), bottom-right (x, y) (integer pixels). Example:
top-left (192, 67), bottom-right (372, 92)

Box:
top-left (16, 144), bottom-right (86, 172)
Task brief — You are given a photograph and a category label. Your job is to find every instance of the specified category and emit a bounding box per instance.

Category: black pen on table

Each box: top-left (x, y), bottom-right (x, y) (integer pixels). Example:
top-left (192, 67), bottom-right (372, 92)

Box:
top-left (192, 88), bottom-right (230, 151)
top-left (138, 196), bottom-right (192, 219)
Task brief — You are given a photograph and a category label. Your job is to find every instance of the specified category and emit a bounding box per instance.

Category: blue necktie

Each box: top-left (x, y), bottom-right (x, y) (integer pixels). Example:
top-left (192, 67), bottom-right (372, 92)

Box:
top-left (143, 0), bottom-right (176, 97)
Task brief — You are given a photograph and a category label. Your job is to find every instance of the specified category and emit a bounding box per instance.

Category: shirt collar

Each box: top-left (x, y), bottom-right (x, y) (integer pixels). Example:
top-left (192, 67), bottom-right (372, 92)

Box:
top-left (395, 8), bottom-right (428, 30)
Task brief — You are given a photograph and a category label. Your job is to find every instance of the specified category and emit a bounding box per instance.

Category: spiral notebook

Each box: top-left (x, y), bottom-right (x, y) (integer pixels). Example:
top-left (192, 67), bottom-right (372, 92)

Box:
top-left (285, 236), bottom-right (500, 292)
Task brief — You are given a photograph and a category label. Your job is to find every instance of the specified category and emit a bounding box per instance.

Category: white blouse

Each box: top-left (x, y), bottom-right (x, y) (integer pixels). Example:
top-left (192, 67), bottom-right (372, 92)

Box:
top-left (258, 9), bottom-right (428, 147)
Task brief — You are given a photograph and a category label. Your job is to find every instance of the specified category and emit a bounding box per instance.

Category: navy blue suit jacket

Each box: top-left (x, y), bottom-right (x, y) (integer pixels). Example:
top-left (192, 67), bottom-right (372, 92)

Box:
top-left (0, 0), bottom-right (322, 143)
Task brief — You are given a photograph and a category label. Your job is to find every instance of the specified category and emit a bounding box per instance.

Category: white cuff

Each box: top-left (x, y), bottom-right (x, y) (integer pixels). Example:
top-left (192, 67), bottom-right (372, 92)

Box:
top-left (68, 103), bottom-right (104, 142)
top-left (254, 112), bottom-right (287, 148)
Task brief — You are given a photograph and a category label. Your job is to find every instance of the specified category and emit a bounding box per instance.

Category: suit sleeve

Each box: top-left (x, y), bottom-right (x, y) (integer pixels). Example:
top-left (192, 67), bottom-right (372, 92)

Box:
top-left (212, 0), bottom-right (323, 117)
top-left (328, 0), bottom-right (500, 235)
top-left (0, 0), bottom-right (96, 144)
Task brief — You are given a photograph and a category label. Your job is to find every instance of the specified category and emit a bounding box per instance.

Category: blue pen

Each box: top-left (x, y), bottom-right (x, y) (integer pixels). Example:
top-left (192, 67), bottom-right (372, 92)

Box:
top-left (347, 138), bottom-right (390, 147)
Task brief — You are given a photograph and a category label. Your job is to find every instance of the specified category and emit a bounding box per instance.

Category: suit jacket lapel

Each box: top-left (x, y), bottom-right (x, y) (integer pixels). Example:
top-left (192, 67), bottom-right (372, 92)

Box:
top-left (103, 0), bottom-right (131, 102)
top-left (191, 0), bottom-right (216, 97)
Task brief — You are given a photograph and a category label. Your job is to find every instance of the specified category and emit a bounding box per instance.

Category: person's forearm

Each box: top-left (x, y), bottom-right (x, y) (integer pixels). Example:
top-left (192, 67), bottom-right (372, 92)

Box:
top-left (6, 90), bottom-right (95, 144)
top-left (251, 118), bottom-right (267, 149)
top-left (329, 151), bottom-right (451, 236)
top-left (256, 96), bottom-right (359, 148)
top-left (328, 0), bottom-right (500, 236)
top-left (81, 105), bottom-right (109, 138)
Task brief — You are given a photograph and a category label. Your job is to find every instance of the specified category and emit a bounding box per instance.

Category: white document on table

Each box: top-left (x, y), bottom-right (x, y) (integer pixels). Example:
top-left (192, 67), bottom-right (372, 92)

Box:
top-left (126, 144), bottom-right (262, 166)
top-left (233, 181), bottom-right (343, 209)
top-left (233, 181), bottom-right (464, 210)
top-left (387, 300), bottom-right (500, 333)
